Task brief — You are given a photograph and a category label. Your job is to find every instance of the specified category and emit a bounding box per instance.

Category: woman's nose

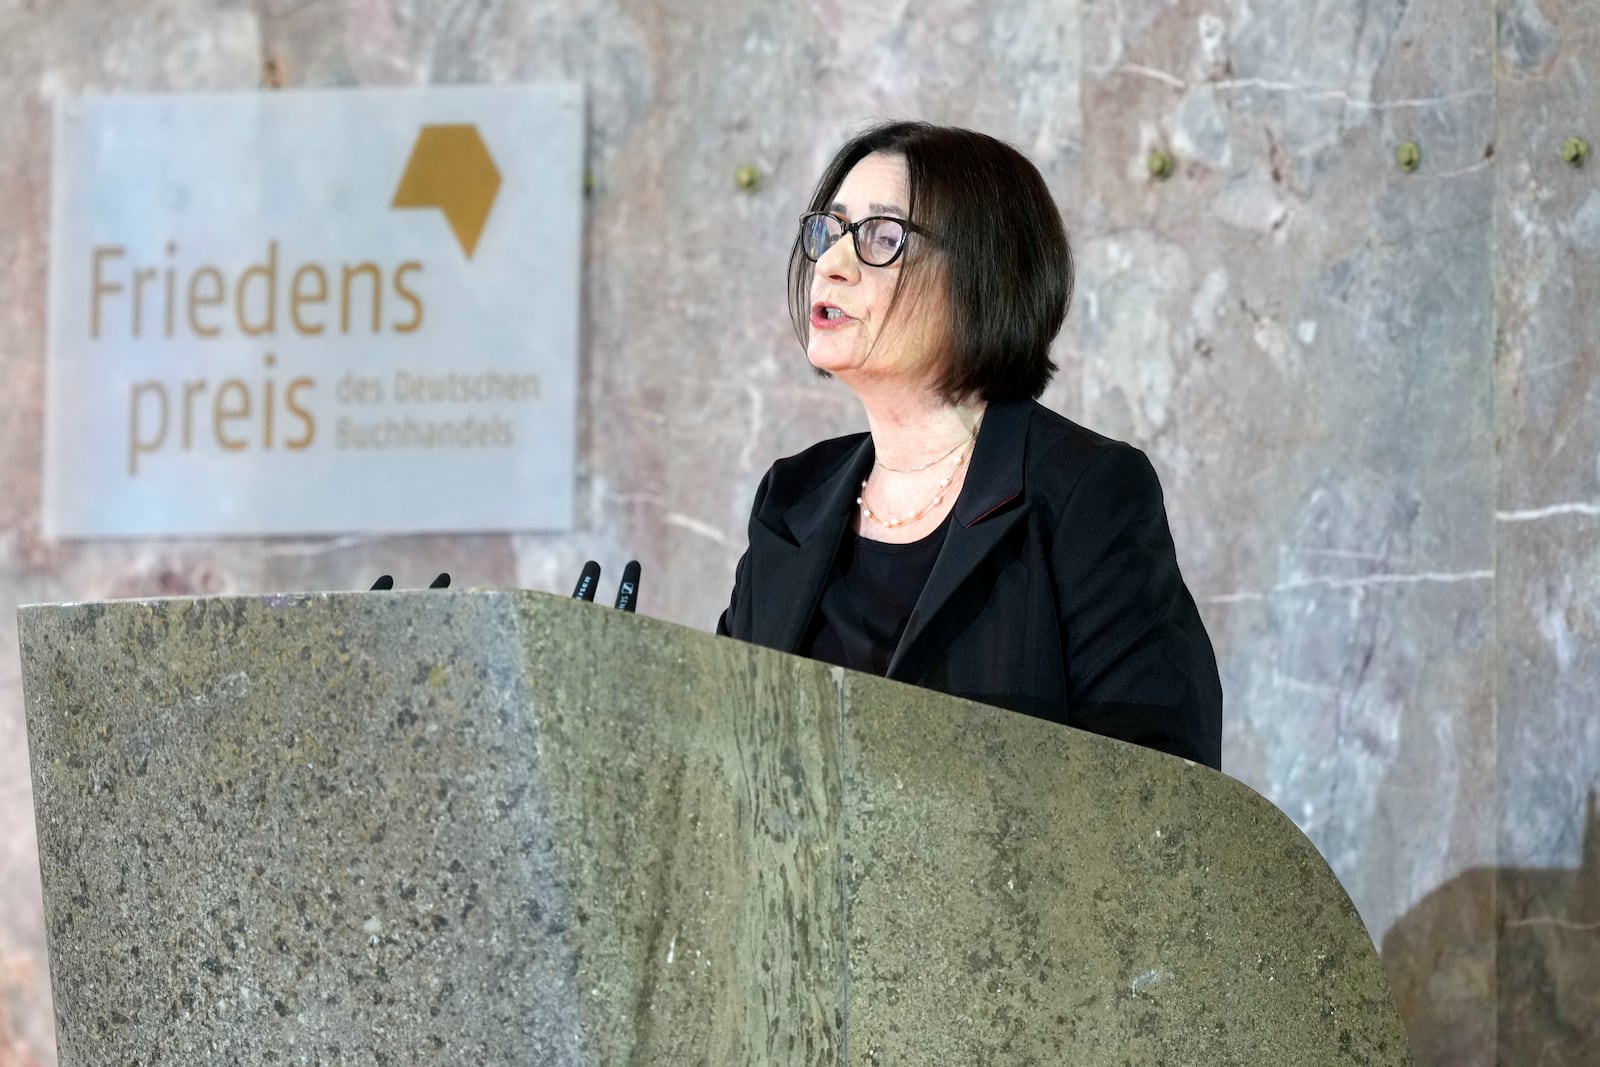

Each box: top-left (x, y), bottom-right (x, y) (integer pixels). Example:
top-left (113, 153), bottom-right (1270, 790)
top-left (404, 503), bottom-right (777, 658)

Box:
top-left (816, 231), bottom-right (860, 282)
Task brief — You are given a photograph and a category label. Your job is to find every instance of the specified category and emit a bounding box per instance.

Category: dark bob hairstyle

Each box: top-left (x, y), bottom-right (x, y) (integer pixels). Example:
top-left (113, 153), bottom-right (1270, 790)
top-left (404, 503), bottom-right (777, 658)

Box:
top-left (788, 121), bottom-right (1075, 403)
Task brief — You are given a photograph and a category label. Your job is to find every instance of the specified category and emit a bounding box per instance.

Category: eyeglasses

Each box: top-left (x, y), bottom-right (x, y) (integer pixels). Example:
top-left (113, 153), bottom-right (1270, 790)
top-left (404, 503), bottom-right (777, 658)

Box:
top-left (797, 211), bottom-right (927, 267)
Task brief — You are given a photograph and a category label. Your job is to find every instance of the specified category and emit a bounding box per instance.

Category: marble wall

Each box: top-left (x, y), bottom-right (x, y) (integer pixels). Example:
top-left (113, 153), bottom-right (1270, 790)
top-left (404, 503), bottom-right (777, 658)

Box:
top-left (1, 0), bottom-right (1594, 1063)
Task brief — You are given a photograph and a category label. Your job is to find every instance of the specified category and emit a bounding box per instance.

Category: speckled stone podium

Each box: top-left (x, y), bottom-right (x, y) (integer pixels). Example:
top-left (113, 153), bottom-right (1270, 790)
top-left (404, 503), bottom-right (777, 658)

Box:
top-left (18, 591), bottom-right (1412, 1064)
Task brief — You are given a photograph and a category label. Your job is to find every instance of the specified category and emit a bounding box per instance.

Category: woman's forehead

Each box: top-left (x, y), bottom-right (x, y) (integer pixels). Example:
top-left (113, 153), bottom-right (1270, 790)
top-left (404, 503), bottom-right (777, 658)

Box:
top-left (830, 152), bottom-right (909, 217)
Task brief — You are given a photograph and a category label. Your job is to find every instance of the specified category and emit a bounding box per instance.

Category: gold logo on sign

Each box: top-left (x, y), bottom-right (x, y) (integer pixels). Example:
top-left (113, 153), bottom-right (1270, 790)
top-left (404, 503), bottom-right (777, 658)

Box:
top-left (391, 124), bottom-right (502, 259)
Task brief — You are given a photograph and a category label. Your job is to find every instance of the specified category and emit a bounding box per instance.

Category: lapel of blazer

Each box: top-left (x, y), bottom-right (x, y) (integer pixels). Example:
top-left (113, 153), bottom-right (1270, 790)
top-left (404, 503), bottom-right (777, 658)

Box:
top-left (751, 436), bottom-right (874, 653)
top-left (885, 399), bottom-right (1031, 680)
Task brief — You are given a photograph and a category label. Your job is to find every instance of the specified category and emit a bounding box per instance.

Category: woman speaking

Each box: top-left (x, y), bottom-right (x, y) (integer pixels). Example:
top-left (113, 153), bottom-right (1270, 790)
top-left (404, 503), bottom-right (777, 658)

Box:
top-left (718, 121), bottom-right (1222, 769)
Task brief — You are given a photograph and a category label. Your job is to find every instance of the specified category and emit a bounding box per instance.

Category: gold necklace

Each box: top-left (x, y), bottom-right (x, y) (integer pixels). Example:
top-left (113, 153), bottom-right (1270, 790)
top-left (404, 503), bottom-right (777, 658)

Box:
top-left (858, 437), bottom-right (972, 529)
top-left (874, 419), bottom-right (978, 473)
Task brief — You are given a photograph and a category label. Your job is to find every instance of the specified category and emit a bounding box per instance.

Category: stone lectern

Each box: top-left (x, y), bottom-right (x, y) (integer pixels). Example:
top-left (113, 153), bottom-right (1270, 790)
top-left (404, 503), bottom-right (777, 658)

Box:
top-left (18, 591), bottom-right (1412, 1064)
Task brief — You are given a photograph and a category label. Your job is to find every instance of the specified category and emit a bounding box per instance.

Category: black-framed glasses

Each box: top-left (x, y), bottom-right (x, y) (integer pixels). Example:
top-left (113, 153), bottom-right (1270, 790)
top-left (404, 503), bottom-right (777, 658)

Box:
top-left (797, 211), bottom-right (927, 267)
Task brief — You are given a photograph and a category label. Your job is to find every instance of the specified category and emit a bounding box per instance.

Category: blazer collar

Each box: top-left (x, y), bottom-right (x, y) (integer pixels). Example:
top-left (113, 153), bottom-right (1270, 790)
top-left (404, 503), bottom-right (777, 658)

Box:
top-left (951, 396), bottom-right (1029, 529)
top-left (756, 435), bottom-right (873, 652)
top-left (783, 436), bottom-right (872, 546)
top-left (761, 398), bottom-right (1034, 662)
top-left (886, 398), bottom-right (1032, 677)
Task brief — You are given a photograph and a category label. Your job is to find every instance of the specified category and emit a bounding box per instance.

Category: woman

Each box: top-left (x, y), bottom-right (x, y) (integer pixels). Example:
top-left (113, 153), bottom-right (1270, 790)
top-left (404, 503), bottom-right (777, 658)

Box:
top-left (717, 121), bottom-right (1222, 769)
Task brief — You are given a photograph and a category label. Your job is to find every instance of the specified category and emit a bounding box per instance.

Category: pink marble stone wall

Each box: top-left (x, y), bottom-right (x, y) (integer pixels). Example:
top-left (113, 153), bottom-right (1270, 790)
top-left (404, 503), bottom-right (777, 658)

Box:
top-left (2, 1), bottom-right (1595, 1063)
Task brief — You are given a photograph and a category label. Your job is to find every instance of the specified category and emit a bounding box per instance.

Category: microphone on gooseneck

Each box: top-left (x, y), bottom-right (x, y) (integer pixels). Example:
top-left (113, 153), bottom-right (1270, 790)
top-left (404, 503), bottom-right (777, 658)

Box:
top-left (571, 560), bottom-right (602, 602)
top-left (613, 560), bottom-right (641, 613)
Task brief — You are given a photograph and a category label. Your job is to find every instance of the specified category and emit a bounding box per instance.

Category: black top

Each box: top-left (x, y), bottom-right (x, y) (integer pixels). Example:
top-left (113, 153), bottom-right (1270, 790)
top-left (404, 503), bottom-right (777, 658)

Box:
top-left (801, 514), bottom-right (953, 675)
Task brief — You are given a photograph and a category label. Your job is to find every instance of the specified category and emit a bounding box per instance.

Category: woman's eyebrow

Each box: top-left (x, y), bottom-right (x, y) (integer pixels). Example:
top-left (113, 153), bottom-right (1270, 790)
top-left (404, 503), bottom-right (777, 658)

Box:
top-left (826, 201), bottom-right (909, 218)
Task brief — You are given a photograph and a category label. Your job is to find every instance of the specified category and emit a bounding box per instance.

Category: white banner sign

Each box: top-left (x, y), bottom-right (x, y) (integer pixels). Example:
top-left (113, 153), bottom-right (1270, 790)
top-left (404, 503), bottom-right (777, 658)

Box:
top-left (45, 85), bottom-right (582, 537)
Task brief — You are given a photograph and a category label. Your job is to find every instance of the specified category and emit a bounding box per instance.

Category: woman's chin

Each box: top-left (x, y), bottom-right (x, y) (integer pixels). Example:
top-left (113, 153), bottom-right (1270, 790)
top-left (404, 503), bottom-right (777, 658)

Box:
top-left (806, 343), bottom-right (857, 376)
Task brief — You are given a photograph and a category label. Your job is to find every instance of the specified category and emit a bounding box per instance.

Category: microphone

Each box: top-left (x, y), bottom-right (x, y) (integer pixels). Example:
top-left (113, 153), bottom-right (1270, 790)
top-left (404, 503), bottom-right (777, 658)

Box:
top-left (429, 572), bottom-right (451, 589)
top-left (613, 560), bottom-right (641, 612)
top-left (370, 574), bottom-right (394, 590)
top-left (571, 560), bottom-right (601, 602)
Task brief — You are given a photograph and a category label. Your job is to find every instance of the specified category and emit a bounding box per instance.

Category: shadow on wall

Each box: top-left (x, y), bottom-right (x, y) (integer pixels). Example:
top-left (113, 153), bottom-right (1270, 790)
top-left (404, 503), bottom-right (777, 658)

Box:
top-left (1382, 794), bottom-right (1600, 1066)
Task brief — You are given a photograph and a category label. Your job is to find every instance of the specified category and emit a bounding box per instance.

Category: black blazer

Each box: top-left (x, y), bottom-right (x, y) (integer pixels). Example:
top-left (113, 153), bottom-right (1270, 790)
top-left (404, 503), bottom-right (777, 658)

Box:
top-left (717, 397), bottom-right (1223, 769)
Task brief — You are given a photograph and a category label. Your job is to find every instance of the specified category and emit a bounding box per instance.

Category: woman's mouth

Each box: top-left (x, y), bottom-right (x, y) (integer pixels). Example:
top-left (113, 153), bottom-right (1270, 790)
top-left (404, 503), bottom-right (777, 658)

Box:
top-left (811, 303), bottom-right (853, 329)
